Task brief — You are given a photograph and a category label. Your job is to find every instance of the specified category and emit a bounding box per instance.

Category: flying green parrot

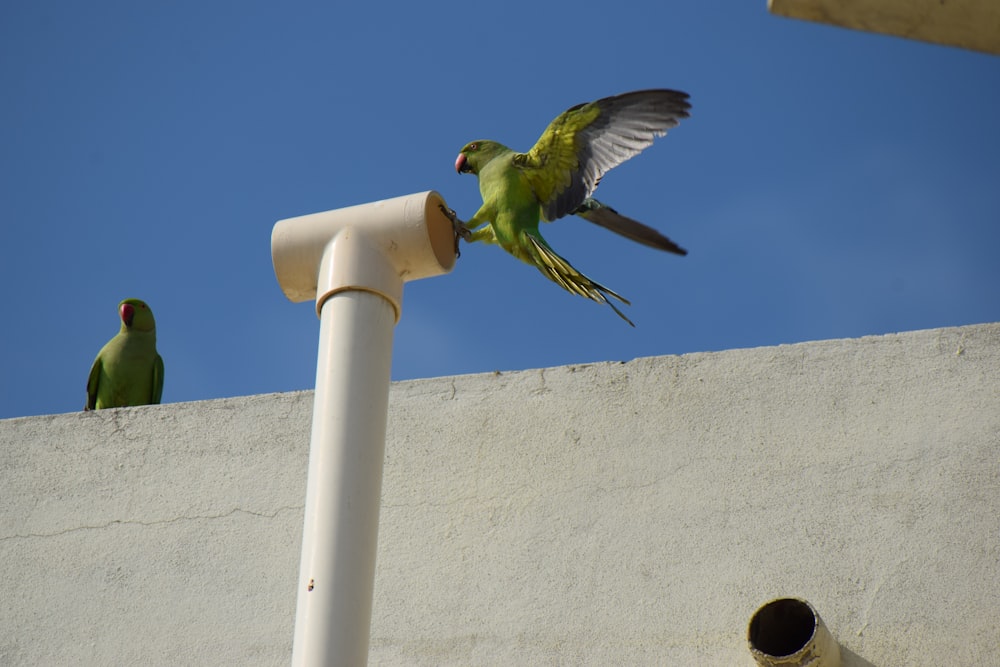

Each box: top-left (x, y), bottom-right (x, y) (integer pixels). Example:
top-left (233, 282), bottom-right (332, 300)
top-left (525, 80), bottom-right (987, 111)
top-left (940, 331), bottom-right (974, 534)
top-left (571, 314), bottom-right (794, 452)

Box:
top-left (86, 298), bottom-right (164, 410)
top-left (450, 89), bottom-right (691, 325)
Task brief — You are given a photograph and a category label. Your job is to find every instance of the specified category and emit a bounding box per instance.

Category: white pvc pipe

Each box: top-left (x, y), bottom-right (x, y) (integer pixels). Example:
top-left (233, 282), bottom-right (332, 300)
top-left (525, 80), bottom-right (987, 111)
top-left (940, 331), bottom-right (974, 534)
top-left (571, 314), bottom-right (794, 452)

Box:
top-left (293, 287), bottom-right (394, 666)
top-left (271, 192), bottom-right (455, 666)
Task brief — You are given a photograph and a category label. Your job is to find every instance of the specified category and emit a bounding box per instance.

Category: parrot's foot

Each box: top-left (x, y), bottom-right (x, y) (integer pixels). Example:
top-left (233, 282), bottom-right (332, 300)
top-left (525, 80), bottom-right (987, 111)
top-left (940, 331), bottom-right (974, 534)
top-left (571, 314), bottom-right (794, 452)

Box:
top-left (439, 204), bottom-right (472, 257)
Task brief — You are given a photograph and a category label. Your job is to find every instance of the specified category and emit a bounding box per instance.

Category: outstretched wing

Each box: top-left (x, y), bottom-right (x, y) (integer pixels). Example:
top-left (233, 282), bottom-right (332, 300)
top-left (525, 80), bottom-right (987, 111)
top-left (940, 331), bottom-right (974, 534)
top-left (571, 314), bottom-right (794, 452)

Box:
top-left (514, 89), bottom-right (690, 222)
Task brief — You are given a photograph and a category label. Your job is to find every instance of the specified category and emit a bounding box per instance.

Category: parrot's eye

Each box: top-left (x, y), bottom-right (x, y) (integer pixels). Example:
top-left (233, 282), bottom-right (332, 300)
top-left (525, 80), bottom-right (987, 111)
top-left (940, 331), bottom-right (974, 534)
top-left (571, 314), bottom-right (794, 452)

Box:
top-left (469, 143), bottom-right (478, 151)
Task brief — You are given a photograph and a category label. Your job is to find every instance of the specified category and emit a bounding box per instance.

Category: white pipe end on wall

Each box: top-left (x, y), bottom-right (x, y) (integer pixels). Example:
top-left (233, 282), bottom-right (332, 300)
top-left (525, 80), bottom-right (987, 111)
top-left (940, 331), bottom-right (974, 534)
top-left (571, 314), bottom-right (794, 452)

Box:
top-left (748, 598), bottom-right (841, 667)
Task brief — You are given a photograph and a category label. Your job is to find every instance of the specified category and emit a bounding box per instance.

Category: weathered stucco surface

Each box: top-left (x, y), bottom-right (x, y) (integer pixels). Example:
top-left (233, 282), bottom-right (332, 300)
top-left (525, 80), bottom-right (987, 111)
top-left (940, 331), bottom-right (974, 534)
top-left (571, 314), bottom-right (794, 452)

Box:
top-left (2, 323), bottom-right (998, 665)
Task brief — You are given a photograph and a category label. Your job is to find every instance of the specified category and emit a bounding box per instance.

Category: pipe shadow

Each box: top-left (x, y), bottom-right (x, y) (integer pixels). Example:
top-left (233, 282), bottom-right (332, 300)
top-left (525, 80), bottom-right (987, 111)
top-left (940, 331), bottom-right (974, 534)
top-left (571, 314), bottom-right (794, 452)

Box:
top-left (840, 645), bottom-right (877, 667)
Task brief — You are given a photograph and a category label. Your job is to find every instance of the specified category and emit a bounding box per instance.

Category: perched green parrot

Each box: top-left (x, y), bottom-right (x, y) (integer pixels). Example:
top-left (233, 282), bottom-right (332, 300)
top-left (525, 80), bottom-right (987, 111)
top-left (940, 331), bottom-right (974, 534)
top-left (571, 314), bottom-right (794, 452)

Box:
top-left (450, 89), bottom-right (691, 325)
top-left (86, 298), bottom-right (164, 410)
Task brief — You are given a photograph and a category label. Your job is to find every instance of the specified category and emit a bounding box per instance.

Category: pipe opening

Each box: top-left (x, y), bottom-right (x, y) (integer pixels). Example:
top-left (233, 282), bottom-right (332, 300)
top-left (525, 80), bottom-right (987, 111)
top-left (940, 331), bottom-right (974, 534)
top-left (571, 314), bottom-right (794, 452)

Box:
top-left (748, 597), bottom-right (816, 657)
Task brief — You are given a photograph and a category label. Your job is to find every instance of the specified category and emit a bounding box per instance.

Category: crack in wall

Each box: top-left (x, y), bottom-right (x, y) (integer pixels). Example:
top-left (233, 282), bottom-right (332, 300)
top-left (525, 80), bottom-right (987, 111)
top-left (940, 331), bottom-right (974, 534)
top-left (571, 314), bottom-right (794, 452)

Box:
top-left (0, 504), bottom-right (303, 542)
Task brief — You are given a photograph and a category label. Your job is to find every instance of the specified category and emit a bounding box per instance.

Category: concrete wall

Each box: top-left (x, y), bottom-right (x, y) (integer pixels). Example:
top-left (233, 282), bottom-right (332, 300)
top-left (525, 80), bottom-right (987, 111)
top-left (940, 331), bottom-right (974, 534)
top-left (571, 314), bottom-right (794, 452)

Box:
top-left (1, 323), bottom-right (998, 666)
top-left (769, 0), bottom-right (1000, 55)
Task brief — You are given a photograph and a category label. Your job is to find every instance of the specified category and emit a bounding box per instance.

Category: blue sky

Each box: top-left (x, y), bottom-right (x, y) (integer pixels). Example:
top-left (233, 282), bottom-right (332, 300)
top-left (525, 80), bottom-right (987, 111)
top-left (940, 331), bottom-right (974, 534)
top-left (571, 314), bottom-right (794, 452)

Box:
top-left (2, 1), bottom-right (998, 420)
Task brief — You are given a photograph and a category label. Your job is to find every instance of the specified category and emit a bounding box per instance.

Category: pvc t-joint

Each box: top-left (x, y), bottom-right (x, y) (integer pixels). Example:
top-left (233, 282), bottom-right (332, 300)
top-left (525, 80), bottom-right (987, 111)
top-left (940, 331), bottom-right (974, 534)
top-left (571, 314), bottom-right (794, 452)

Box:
top-left (270, 190), bottom-right (457, 320)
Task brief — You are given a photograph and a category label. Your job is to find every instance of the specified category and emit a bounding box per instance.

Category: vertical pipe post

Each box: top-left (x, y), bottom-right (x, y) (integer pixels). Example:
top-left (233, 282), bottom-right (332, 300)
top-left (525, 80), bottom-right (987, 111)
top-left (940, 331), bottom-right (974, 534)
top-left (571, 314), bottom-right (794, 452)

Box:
top-left (292, 289), bottom-right (395, 667)
top-left (272, 191), bottom-right (457, 667)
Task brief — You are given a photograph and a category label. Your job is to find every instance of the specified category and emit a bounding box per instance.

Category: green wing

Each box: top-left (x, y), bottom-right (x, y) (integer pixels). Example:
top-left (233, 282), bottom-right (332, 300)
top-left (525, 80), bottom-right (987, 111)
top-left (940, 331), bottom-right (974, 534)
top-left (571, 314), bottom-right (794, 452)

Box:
top-left (86, 357), bottom-right (101, 410)
top-left (513, 89), bottom-right (691, 222)
top-left (151, 354), bottom-right (164, 404)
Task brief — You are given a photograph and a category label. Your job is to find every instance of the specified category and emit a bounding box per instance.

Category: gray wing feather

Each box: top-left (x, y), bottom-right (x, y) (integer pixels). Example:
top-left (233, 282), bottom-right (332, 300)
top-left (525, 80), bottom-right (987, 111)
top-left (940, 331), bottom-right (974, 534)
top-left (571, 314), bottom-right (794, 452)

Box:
top-left (547, 89), bottom-right (690, 222)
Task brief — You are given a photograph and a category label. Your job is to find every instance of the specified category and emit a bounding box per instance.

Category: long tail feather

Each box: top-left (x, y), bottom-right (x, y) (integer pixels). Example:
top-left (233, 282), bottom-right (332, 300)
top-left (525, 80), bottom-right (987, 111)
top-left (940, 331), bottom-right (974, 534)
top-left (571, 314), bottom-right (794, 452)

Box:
top-left (573, 198), bottom-right (687, 256)
top-left (525, 234), bottom-right (635, 326)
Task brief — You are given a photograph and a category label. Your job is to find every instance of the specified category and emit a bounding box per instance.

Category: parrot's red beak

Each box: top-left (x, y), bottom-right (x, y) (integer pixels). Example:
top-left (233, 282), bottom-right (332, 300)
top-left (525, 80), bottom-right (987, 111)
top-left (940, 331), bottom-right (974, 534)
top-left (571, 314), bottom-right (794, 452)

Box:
top-left (455, 153), bottom-right (468, 174)
top-left (120, 303), bottom-right (135, 328)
